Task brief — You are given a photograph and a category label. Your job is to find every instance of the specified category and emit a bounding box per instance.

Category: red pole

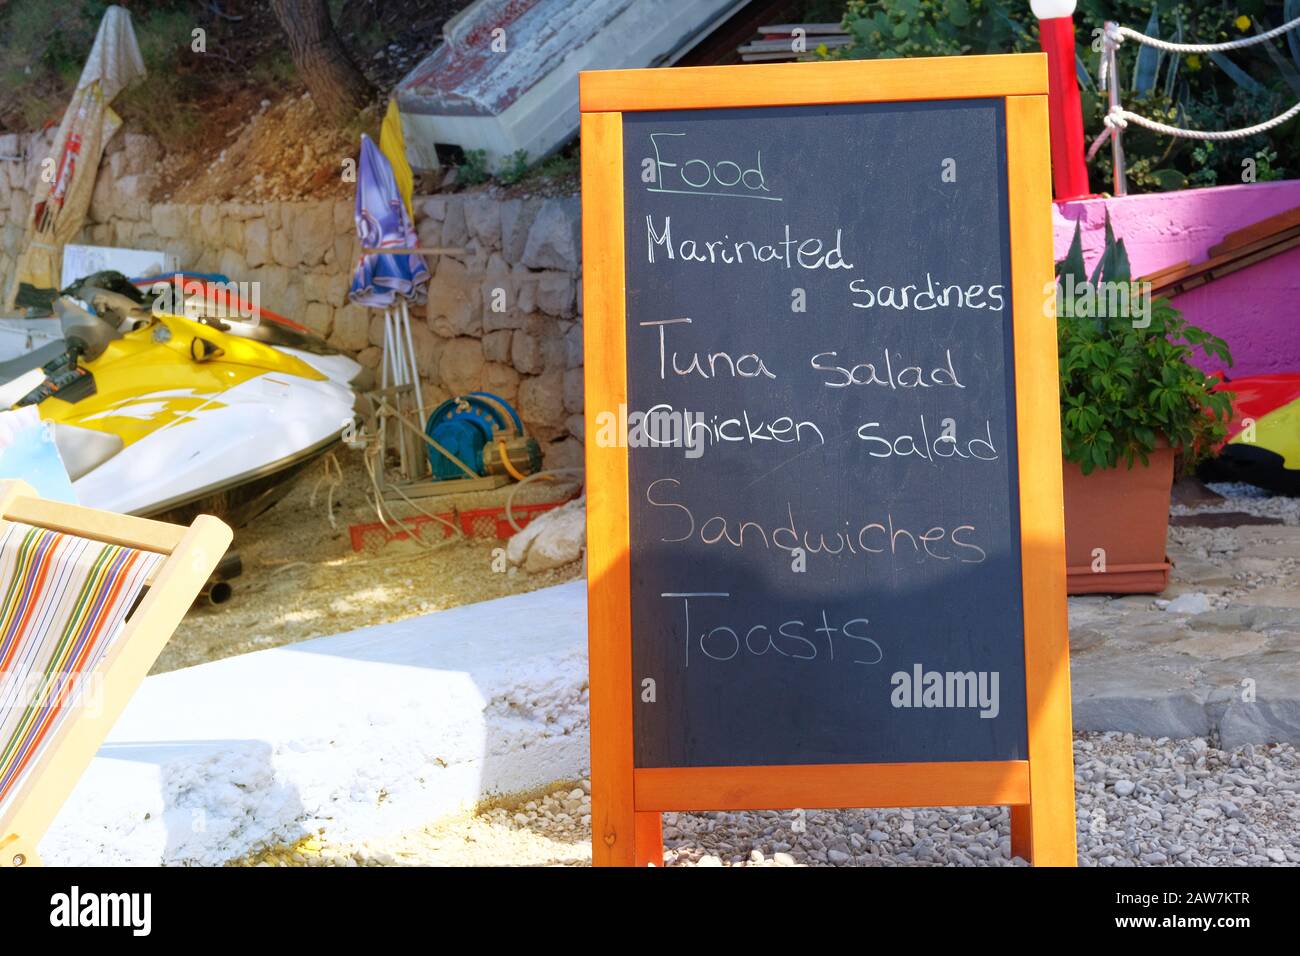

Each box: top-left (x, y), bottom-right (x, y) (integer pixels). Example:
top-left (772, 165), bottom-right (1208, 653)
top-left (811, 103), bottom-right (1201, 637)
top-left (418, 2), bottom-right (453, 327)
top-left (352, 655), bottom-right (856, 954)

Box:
top-left (1038, 16), bottom-right (1090, 200)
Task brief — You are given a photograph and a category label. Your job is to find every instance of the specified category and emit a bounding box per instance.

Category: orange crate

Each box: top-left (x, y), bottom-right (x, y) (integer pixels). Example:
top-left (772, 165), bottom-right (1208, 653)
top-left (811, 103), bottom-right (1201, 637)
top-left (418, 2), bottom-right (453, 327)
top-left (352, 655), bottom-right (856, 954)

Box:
top-left (349, 498), bottom-right (573, 552)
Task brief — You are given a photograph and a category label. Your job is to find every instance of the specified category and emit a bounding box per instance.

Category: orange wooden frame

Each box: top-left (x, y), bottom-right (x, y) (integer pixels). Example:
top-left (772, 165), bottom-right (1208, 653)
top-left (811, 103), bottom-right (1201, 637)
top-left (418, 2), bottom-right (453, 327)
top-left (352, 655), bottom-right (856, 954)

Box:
top-left (581, 54), bottom-right (1075, 868)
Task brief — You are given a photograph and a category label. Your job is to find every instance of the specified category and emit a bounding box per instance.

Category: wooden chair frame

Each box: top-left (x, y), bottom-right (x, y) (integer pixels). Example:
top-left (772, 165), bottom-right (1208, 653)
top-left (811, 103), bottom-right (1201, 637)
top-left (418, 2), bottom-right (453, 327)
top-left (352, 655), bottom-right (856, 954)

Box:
top-left (581, 54), bottom-right (1077, 866)
top-left (0, 479), bottom-right (232, 866)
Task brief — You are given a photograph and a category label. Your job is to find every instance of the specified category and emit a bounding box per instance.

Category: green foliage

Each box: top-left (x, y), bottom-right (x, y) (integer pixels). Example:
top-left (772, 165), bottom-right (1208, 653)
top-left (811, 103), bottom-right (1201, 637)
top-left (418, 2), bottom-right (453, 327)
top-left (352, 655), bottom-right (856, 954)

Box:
top-left (248, 48), bottom-right (299, 90)
top-left (530, 150), bottom-right (580, 182)
top-left (1055, 217), bottom-right (1234, 474)
top-left (497, 149), bottom-right (531, 185)
top-left (0, 1), bottom-right (202, 144)
top-left (823, 0), bottom-right (1300, 193)
top-left (113, 9), bottom-right (205, 150)
top-left (457, 149), bottom-right (491, 186)
top-left (455, 147), bottom-right (579, 188)
top-left (827, 0), bottom-right (1036, 59)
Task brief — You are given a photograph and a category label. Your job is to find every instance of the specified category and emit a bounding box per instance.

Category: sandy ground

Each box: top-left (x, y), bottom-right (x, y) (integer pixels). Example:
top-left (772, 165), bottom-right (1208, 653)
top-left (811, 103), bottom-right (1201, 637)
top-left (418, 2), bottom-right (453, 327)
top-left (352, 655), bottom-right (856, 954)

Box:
top-left (155, 450), bottom-right (583, 674)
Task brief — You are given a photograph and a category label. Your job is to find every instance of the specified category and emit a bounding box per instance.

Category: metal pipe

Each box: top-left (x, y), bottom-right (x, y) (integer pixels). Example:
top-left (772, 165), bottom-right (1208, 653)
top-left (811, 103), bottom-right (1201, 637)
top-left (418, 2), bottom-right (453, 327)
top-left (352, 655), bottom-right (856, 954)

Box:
top-left (200, 580), bottom-right (234, 605)
top-left (213, 551), bottom-right (242, 581)
top-left (400, 299), bottom-right (428, 478)
top-left (384, 309), bottom-right (410, 478)
top-left (375, 308), bottom-right (389, 493)
top-left (1105, 22), bottom-right (1128, 196)
top-left (198, 552), bottom-right (241, 606)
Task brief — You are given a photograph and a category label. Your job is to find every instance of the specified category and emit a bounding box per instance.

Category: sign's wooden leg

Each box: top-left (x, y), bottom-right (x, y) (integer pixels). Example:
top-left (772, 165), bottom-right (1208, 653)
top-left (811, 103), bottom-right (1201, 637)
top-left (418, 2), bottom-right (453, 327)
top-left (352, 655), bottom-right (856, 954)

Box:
top-left (582, 107), bottom-right (637, 868)
top-left (1005, 91), bottom-right (1079, 868)
top-left (1009, 804), bottom-right (1032, 863)
top-left (634, 811), bottom-right (664, 867)
top-left (590, 776), bottom-right (636, 866)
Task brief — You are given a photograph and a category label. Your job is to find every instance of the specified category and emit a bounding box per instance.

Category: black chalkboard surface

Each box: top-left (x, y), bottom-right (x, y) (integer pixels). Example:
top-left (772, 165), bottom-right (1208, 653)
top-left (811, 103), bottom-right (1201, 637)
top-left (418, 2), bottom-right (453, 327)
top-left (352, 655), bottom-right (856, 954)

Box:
top-left (622, 100), bottom-right (1028, 768)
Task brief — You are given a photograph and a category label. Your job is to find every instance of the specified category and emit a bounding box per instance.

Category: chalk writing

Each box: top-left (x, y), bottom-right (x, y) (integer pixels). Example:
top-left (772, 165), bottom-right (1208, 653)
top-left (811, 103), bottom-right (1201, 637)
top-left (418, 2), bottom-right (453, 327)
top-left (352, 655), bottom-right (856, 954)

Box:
top-left (646, 132), bottom-right (781, 201)
top-left (661, 592), bottom-right (884, 668)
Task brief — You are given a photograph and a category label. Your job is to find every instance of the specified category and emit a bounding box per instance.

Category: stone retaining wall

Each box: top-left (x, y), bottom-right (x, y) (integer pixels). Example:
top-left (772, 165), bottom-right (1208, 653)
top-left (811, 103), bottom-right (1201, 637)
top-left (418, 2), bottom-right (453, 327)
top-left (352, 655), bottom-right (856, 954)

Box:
top-left (0, 131), bottom-right (583, 469)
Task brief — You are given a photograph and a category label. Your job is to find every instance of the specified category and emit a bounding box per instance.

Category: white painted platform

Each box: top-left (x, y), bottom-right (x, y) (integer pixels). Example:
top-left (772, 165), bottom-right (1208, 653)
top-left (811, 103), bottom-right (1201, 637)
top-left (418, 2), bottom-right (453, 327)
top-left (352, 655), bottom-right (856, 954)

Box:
top-left (40, 581), bottom-right (589, 866)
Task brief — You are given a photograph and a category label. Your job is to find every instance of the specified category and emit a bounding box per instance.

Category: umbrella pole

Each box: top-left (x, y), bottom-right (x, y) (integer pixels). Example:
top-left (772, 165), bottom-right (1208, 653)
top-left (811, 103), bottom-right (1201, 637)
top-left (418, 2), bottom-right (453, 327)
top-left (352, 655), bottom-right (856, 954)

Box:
top-left (384, 308), bottom-right (411, 481)
top-left (376, 308), bottom-right (390, 493)
top-left (396, 308), bottom-right (417, 481)
top-left (399, 299), bottom-right (428, 478)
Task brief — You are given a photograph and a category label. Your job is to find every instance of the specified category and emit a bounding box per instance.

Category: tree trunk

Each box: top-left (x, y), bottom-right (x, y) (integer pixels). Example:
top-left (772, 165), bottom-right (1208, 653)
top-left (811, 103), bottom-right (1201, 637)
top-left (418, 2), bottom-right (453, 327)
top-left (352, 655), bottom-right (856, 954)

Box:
top-left (270, 0), bottom-right (375, 121)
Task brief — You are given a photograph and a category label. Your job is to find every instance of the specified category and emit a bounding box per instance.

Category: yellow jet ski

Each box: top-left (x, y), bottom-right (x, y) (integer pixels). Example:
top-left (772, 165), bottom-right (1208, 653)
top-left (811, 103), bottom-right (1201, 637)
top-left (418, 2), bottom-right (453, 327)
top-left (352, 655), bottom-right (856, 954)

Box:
top-left (0, 290), bottom-right (362, 527)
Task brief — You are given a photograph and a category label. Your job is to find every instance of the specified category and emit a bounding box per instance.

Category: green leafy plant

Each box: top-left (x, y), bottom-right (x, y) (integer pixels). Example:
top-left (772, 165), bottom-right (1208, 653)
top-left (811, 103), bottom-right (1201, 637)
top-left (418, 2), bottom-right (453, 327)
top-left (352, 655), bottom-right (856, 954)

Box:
top-left (823, 1), bottom-right (1300, 193)
top-left (1055, 215), bottom-right (1234, 474)
top-left (497, 149), bottom-right (531, 185)
top-left (827, 0), bottom-right (1036, 60)
top-left (457, 148), bottom-right (491, 186)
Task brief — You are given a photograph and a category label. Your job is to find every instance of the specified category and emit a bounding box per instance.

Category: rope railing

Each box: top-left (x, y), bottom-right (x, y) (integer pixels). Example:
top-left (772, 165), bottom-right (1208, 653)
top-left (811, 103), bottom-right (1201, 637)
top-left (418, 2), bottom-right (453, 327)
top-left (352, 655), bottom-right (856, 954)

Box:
top-left (1105, 100), bottom-right (1300, 140)
top-left (1095, 14), bottom-right (1300, 194)
top-left (1108, 15), bottom-right (1300, 54)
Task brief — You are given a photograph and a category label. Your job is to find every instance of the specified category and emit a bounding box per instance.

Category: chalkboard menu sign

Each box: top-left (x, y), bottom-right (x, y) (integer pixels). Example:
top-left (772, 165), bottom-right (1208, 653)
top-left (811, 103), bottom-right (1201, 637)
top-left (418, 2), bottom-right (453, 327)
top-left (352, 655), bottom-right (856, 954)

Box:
top-left (581, 55), bottom-right (1077, 867)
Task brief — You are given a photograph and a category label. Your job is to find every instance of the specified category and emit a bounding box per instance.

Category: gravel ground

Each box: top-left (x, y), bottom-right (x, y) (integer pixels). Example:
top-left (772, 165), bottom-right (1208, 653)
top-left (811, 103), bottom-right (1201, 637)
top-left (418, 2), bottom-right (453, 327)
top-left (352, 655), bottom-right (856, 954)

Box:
top-left (237, 732), bottom-right (1300, 866)
top-left (1171, 482), bottom-right (1300, 525)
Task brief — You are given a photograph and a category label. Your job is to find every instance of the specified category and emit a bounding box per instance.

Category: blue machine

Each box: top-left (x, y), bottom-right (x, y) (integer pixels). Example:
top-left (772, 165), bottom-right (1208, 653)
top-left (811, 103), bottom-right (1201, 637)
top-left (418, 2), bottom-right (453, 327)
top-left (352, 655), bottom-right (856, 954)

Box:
top-left (424, 392), bottom-right (541, 481)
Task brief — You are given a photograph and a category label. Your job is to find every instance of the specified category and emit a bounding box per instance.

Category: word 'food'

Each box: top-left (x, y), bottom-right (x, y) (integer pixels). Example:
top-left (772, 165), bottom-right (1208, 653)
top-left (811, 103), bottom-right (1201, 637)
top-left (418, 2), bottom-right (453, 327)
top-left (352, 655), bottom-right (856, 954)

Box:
top-left (646, 132), bottom-right (774, 200)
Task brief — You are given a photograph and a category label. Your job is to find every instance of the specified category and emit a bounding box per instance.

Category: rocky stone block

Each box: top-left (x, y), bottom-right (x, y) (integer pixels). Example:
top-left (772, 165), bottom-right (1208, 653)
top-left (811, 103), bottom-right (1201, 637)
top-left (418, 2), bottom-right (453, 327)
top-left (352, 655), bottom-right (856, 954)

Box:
top-left (426, 256), bottom-right (479, 337)
top-left (518, 370), bottom-right (565, 439)
top-left (543, 436), bottom-right (585, 472)
top-left (440, 199), bottom-right (469, 247)
top-left (463, 196), bottom-right (502, 248)
top-left (566, 413), bottom-right (584, 443)
top-left (439, 337), bottom-right (484, 395)
top-left (564, 322), bottom-right (583, 368)
top-left (483, 308), bottom-right (526, 333)
top-left (150, 203), bottom-right (186, 240)
top-left (535, 270), bottom-right (575, 317)
top-left (244, 218), bottom-right (271, 268)
top-left (483, 329), bottom-right (512, 363)
top-left (511, 329), bottom-right (543, 375)
top-left (302, 302), bottom-right (333, 338)
top-left (481, 362), bottom-right (520, 403)
top-left (500, 198), bottom-right (541, 263)
top-left (330, 304), bottom-right (371, 352)
top-left (563, 367), bottom-right (584, 414)
top-left (522, 197), bottom-right (580, 271)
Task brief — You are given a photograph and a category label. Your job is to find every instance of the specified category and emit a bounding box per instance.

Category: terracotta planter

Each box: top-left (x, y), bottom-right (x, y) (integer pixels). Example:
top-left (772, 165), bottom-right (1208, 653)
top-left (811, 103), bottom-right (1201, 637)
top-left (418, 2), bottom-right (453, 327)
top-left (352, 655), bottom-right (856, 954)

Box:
top-left (1062, 446), bottom-right (1176, 594)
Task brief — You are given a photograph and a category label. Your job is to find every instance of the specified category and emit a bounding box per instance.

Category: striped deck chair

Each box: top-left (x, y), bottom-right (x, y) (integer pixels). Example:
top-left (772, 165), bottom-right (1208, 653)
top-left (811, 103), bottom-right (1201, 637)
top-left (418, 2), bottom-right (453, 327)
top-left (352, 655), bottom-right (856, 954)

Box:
top-left (0, 479), bottom-right (231, 867)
